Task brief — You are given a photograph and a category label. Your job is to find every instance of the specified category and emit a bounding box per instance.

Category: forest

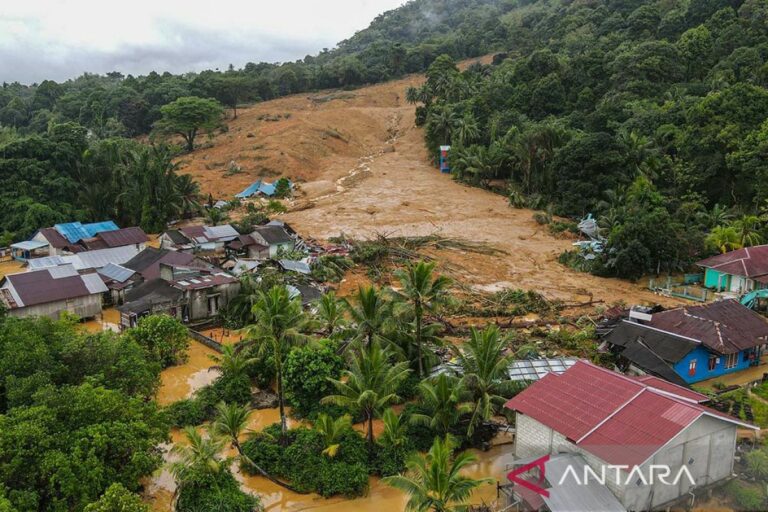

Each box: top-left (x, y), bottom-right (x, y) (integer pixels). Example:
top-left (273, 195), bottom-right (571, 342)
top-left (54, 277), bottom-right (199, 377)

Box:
top-left (412, 0), bottom-right (768, 279)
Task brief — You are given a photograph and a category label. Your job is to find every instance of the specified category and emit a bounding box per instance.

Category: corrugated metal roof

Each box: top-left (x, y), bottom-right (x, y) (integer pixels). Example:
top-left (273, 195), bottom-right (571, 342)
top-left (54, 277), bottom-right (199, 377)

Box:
top-left (69, 246), bottom-right (140, 270)
top-left (235, 180), bottom-right (263, 198)
top-left (649, 299), bottom-right (768, 354)
top-left (48, 264), bottom-right (79, 278)
top-left (508, 358), bottom-right (577, 382)
top-left (542, 454), bottom-right (625, 512)
top-left (278, 259), bottom-right (311, 274)
top-left (27, 256), bottom-right (66, 269)
top-left (98, 263), bottom-right (136, 283)
top-left (54, 221), bottom-right (118, 243)
top-left (3, 266), bottom-right (91, 307)
top-left (81, 273), bottom-right (109, 294)
top-left (258, 182), bottom-right (276, 196)
top-left (697, 245), bottom-right (768, 278)
top-left (96, 227), bottom-right (148, 247)
top-left (204, 224), bottom-right (238, 240)
top-left (11, 240), bottom-right (49, 250)
top-left (505, 360), bottom-right (756, 467)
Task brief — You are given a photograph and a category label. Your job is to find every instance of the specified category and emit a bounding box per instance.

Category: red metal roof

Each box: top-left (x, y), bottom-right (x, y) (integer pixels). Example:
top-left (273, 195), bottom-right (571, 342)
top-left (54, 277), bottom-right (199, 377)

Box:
top-left (697, 245), bottom-right (768, 279)
top-left (629, 375), bottom-right (709, 403)
top-left (505, 360), bottom-right (756, 467)
top-left (37, 227), bottom-right (70, 249)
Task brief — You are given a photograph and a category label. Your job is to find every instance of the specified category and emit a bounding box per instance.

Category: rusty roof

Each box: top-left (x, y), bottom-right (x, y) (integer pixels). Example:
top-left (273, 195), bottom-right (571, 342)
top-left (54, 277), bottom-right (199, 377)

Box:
top-left (648, 299), bottom-right (768, 354)
top-left (697, 245), bottom-right (768, 279)
top-left (95, 227), bottom-right (149, 248)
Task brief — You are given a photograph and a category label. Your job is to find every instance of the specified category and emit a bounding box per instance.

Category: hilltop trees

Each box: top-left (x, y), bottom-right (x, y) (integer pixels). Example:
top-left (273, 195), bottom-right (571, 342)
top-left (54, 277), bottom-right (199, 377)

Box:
top-left (154, 96), bottom-right (223, 152)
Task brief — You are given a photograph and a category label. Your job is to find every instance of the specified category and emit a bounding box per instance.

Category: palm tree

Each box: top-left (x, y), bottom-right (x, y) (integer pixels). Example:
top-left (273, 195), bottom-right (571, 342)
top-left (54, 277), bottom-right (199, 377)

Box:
top-left (211, 402), bottom-right (304, 492)
top-left (410, 374), bottom-right (471, 436)
top-left (246, 285), bottom-right (310, 437)
top-left (453, 112), bottom-right (480, 147)
top-left (175, 173), bottom-right (201, 218)
top-left (209, 344), bottom-right (256, 383)
top-left (343, 285), bottom-right (394, 350)
top-left (224, 273), bottom-right (262, 326)
top-left (383, 436), bottom-right (492, 512)
top-left (313, 413), bottom-right (352, 458)
top-left (406, 86), bottom-right (420, 105)
top-left (428, 106), bottom-right (457, 145)
top-left (170, 426), bottom-right (228, 485)
top-left (706, 225), bottom-right (743, 254)
top-left (697, 203), bottom-right (734, 229)
top-left (455, 326), bottom-right (518, 437)
top-left (316, 291), bottom-right (346, 336)
top-left (379, 407), bottom-right (409, 448)
top-left (393, 261), bottom-right (451, 377)
top-left (732, 215), bottom-right (764, 247)
top-left (322, 342), bottom-right (411, 446)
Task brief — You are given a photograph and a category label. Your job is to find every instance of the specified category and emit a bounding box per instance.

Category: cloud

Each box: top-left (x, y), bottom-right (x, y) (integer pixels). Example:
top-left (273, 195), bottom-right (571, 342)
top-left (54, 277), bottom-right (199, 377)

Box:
top-left (0, 0), bottom-right (405, 83)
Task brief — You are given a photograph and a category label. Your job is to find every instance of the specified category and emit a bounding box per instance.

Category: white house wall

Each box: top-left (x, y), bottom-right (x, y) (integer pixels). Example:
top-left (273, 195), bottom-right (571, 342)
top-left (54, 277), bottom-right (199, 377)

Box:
top-left (514, 412), bottom-right (737, 510)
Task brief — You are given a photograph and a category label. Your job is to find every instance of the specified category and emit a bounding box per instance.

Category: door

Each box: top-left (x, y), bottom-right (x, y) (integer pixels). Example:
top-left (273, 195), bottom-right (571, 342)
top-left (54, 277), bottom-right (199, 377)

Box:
top-left (207, 295), bottom-right (220, 316)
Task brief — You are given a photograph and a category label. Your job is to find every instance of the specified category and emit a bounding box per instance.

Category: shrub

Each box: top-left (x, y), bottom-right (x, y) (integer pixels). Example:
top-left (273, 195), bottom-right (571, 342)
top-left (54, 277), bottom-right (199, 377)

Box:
top-left (241, 425), bottom-right (369, 498)
top-left (84, 483), bottom-right (148, 512)
top-left (125, 315), bottom-right (189, 368)
top-left (374, 444), bottom-right (409, 476)
top-left (283, 342), bottom-right (344, 416)
top-left (176, 466), bottom-right (261, 512)
top-left (725, 480), bottom-right (766, 511)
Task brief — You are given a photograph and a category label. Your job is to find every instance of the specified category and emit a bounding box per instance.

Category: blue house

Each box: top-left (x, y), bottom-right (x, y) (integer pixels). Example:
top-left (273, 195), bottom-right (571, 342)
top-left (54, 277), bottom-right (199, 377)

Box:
top-left (697, 245), bottom-right (768, 294)
top-left (605, 300), bottom-right (768, 386)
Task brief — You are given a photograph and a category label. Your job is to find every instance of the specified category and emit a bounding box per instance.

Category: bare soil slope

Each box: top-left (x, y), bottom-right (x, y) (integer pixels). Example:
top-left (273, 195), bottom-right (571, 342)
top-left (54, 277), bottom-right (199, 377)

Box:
top-left (181, 67), bottom-right (672, 306)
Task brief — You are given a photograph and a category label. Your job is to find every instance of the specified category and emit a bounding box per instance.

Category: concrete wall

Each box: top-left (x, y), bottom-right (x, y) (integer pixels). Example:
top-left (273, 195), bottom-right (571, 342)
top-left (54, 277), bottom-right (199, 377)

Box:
top-left (514, 412), bottom-right (737, 510)
top-left (673, 345), bottom-right (752, 384)
top-left (187, 282), bottom-right (240, 322)
top-left (8, 294), bottom-right (102, 320)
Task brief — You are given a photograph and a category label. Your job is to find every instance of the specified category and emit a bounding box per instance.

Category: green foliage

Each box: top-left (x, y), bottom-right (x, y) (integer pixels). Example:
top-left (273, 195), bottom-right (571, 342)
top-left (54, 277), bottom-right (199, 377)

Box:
top-left (125, 314), bottom-right (189, 368)
top-left (283, 342), bottom-right (345, 416)
top-left (241, 425), bottom-right (370, 498)
top-left (83, 484), bottom-right (149, 512)
top-left (274, 177), bottom-right (292, 198)
top-left (153, 96), bottom-right (223, 152)
top-left (382, 436), bottom-right (491, 511)
top-left (725, 480), bottom-right (766, 511)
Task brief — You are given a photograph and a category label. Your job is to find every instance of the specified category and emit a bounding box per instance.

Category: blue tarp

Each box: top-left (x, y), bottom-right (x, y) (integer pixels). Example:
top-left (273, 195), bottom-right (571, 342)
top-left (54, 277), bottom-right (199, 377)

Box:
top-left (54, 221), bottom-right (119, 243)
top-left (235, 180), bottom-right (262, 198)
top-left (258, 183), bottom-right (276, 196)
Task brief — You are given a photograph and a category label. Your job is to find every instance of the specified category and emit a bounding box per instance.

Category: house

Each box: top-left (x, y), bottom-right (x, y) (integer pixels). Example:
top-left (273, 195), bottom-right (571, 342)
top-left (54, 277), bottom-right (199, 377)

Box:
top-left (117, 263), bottom-right (240, 329)
top-left (226, 234), bottom-right (270, 260)
top-left (504, 360), bottom-right (756, 511)
top-left (97, 263), bottom-right (139, 305)
top-left (605, 300), bottom-right (768, 385)
top-left (249, 225), bottom-right (295, 258)
top-left (0, 265), bottom-right (108, 319)
top-left (15, 222), bottom-right (145, 260)
top-left (123, 247), bottom-right (212, 281)
top-left (697, 245), bottom-right (768, 293)
top-left (25, 245), bottom-right (141, 273)
top-left (159, 224), bottom-right (239, 253)
top-left (79, 226), bottom-right (149, 251)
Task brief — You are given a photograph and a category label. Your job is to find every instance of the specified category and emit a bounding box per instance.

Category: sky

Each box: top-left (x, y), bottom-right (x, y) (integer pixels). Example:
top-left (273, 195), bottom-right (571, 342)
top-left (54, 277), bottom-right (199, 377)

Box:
top-left (0, 0), bottom-right (406, 84)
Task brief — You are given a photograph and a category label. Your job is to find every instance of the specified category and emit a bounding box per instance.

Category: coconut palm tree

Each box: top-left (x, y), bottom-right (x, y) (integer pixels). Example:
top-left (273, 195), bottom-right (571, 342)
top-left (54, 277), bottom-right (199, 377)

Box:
top-left (406, 86), bottom-right (421, 105)
top-left (393, 261), bottom-right (451, 377)
top-left (211, 402), bottom-right (304, 492)
top-left (343, 285), bottom-right (394, 351)
top-left (246, 285), bottom-right (310, 437)
top-left (410, 374), bottom-right (471, 436)
top-left (313, 413), bottom-right (352, 458)
top-left (175, 173), bottom-right (201, 218)
top-left (322, 342), bottom-right (410, 446)
top-left (209, 344), bottom-right (256, 383)
top-left (453, 112), bottom-right (480, 147)
top-left (379, 407), bottom-right (409, 448)
top-left (170, 426), bottom-right (228, 485)
top-left (455, 326), bottom-right (519, 437)
top-left (383, 436), bottom-right (492, 512)
top-left (316, 291), bottom-right (346, 337)
top-left (706, 225), bottom-right (743, 254)
top-left (731, 215), bottom-right (764, 247)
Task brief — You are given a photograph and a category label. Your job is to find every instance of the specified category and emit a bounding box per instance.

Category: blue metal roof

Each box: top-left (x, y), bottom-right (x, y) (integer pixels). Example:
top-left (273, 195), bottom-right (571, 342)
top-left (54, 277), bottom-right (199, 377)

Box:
top-left (235, 180), bottom-right (262, 198)
top-left (54, 221), bottom-right (119, 243)
top-left (258, 183), bottom-right (276, 196)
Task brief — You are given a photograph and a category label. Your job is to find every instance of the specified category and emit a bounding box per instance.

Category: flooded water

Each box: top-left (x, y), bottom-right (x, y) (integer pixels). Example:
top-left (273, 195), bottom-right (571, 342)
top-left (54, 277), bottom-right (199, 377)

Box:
top-left (145, 334), bottom-right (514, 511)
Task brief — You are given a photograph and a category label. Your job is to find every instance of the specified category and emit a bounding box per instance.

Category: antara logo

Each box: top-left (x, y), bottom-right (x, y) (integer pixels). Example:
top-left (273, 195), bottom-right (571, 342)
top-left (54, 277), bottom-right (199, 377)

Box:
top-left (558, 464), bottom-right (697, 487)
top-left (507, 455), bottom-right (550, 498)
top-left (507, 455), bottom-right (697, 498)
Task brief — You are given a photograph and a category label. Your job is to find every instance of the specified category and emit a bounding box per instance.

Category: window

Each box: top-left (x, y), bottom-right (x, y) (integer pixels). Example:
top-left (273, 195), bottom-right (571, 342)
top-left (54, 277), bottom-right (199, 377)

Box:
top-left (708, 356), bottom-right (717, 371)
top-left (688, 359), bottom-right (697, 376)
top-left (725, 353), bottom-right (738, 369)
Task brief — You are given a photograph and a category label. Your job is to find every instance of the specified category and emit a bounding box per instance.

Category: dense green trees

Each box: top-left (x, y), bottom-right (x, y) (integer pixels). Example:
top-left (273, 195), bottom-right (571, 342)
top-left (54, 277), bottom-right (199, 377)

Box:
top-left (410, 0), bottom-right (768, 279)
top-left (0, 316), bottom-right (168, 511)
top-left (153, 96), bottom-right (223, 152)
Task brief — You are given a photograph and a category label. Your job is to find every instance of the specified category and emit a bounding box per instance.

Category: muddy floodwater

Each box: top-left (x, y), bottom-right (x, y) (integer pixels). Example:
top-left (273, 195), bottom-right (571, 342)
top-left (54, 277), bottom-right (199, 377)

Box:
top-left (145, 339), bottom-right (513, 511)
